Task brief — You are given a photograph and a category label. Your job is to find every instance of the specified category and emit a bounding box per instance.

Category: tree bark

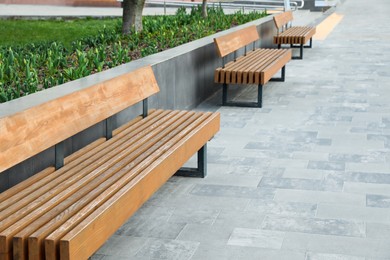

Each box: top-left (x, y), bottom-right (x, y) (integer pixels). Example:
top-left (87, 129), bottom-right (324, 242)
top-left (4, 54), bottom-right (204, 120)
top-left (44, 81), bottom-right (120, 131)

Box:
top-left (202, 0), bottom-right (208, 18)
top-left (122, 0), bottom-right (145, 35)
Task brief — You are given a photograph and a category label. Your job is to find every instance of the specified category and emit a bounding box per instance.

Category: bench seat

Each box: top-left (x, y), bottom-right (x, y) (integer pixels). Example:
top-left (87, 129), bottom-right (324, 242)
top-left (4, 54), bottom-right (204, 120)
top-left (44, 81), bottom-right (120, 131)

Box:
top-left (213, 25), bottom-right (292, 108)
top-left (215, 48), bottom-right (291, 85)
top-left (273, 11), bottom-right (316, 59)
top-left (0, 109), bottom-right (219, 260)
top-left (273, 26), bottom-right (316, 45)
top-left (0, 66), bottom-right (220, 260)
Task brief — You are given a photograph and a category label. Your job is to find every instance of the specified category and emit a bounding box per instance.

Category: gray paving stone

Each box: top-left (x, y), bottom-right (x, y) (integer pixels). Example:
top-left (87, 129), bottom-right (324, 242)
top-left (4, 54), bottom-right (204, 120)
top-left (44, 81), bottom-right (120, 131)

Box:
top-left (190, 184), bottom-right (275, 199)
top-left (329, 153), bottom-right (387, 163)
top-left (209, 164), bottom-right (285, 178)
top-left (168, 208), bottom-right (220, 225)
top-left (145, 193), bottom-right (251, 211)
top-left (346, 162), bottom-right (390, 173)
top-left (308, 161), bottom-right (346, 171)
top-left (282, 232), bottom-right (390, 259)
top-left (89, 254), bottom-right (105, 260)
top-left (316, 203), bottom-right (390, 223)
top-left (135, 238), bottom-right (199, 260)
top-left (343, 181), bottom-right (390, 196)
top-left (213, 209), bottom-right (265, 229)
top-left (246, 199), bottom-right (317, 217)
top-left (190, 244), bottom-right (305, 260)
top-left (95, 235), bottom-right (148, 257)
top-left (262, 215), bottom-right (365, 237)
top-left (117, 218), bottom-right (186, 239)
top-left (244, 141), bottom-right (311, 153)
top-left (366, 223), bottom-right (390, 239)
top-left (305, 252), bottom-right (365, 260)
top-left (269, 158), bottom-right (309, 169)
top-left (366, 194), bottom-right (390, 208)
top-left (273, 189), bottom-right (366, 206)
top-left (282, 168), bottom-right (326, 180)
top-left (176, 224), bottom-right (235, 246)
top-left (227, 228), bottom-right (285, 249)
top-left (292, 152), bottom-right (330, 161)
top-left (195, 167), bottom-right (263, 187)
top-left (346, 172), bottom-right (390, 184)
top-left (258, 175), bottom-right (343, 192)
top-left (208, 155), bottom-right (268, 166)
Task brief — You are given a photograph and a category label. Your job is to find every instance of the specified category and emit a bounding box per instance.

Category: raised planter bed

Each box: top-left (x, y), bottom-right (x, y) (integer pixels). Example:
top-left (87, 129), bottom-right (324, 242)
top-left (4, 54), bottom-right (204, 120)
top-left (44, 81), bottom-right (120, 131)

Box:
top-left (0, 15), bottom-right (276, 191)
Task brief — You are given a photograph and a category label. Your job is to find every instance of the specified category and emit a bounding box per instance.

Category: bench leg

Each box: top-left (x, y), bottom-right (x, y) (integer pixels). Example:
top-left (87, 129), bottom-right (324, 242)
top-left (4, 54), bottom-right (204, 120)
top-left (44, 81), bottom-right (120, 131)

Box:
top-left (175, 144), bottom-right (207, 178)
top-left (269, 66), bottom-right (286, 82)
top-left (291, 39), bottom-right (312, 59)
top-left (308, 38), bottom-right (313, 48)
top-left (292, 44), bottom-right (304, 60)
top-left (222, 83), bottom-right (228, 106)
top-left (258, 84), bottom-right (263, 108)
top-left (221, 83), bottom-right (263, 108)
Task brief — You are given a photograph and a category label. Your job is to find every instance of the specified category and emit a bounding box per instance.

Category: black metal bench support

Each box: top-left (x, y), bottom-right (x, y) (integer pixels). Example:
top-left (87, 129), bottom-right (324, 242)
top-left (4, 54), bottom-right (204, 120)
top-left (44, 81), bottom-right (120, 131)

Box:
top-left (55, 141), bottom-right (65, 170)
top-left (290, 38), bottom-right (313, 60)
top-left (222, 83), bottom-right (263, 108)
top-left (269, 66), bottom-right (286, 82)
top-left (175, 144), bottom-right (207, 178)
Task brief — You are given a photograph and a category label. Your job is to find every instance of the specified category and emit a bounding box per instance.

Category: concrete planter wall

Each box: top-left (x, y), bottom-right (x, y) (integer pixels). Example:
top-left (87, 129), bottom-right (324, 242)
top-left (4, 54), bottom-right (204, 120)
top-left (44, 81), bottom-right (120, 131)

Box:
top-left (0, 15), bottom-right (276, 192)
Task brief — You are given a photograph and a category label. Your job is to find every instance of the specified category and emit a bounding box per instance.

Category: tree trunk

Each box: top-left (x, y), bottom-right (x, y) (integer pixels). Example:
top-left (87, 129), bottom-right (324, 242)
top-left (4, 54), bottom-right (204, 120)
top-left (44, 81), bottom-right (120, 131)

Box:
top-left (202, 0), bottom-right (208, 18)
top-left (122, 0), bottom-right (146, 35)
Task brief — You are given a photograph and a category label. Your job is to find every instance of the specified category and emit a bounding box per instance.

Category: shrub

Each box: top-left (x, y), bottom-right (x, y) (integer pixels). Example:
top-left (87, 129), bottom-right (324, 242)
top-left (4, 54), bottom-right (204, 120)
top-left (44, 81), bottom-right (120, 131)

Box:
top-left (0, 6), bottom-right (267, 103)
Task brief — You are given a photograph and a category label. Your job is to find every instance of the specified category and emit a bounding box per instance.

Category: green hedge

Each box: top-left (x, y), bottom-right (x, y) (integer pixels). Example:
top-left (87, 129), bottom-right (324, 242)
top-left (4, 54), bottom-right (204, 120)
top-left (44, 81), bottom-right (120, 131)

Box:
top-left (0, 7), bottom-right (267, 103)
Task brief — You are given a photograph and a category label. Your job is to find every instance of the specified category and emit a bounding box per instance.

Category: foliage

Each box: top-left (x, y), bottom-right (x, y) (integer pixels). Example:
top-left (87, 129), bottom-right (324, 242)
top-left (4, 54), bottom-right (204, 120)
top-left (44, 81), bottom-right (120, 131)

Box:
top-left (0, 7), bottom-right (267, 103)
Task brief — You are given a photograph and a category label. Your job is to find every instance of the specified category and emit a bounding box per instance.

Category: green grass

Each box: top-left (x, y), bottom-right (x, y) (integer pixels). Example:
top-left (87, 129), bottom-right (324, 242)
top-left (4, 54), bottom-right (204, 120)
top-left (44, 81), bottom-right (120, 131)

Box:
top-left (0, 18), bottom-right (120, 48)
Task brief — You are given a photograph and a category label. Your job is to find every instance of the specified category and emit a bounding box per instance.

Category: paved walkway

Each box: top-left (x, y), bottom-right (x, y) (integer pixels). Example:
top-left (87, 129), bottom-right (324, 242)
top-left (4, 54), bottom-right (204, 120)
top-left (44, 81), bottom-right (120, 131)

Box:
top-left (90, 0), bottom-right (390, 259)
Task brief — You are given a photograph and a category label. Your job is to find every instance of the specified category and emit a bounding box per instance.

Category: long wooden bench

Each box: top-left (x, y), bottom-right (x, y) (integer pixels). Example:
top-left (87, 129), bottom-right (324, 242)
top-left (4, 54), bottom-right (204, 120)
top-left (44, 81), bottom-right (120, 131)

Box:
top-left (0, 66), bottom-right (220, 260)
top-left (214, 25), bottom-right (291, 108)
top-left (273, 11), bottom-right (316, 59)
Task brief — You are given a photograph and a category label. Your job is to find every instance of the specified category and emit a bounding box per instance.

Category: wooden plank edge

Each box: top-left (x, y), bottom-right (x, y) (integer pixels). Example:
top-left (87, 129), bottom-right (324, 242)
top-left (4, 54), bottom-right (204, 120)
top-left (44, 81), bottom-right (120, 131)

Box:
top-left (261, 50), bottom-right (292, 85)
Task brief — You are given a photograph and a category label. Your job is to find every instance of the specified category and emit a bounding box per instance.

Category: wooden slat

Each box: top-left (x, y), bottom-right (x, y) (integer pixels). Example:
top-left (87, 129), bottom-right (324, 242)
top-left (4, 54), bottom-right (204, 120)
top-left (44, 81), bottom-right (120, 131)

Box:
top-left (64, 138), bottom-right (106, 165)
top-left (273, 11), bottom-right (293, 29)
top-left (214, 26), bottom-right (259, 57)
top-left (0, 167), bottom-right (54, 204)
top-left (42, 112), bottom-right (220, 260)
top-left (214, 48), bottom-right (291, 85)
top-left (262, 49), bottom-right (292, 85)
top-left (274, 26), bottom-right (316, 45)
top-left (0, 66), bottom-right (160, 173)
top-left (0, 253), bottom-right (10, 260)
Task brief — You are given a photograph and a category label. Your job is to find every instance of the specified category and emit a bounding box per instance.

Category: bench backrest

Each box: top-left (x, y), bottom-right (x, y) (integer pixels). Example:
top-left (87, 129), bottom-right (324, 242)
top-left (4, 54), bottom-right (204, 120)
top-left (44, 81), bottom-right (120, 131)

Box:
top-left (214, 25), bottom-right (259, 58)
top-left (0, 66), bottom-right (160, 173)
top-left (273, 11), bottom-right (293, 29)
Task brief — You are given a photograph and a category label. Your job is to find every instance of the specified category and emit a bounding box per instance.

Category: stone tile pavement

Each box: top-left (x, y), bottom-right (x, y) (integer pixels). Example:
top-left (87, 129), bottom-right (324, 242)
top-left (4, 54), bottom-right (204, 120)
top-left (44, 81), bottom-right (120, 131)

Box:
top-left (92, 0), bottom-right (390, 259)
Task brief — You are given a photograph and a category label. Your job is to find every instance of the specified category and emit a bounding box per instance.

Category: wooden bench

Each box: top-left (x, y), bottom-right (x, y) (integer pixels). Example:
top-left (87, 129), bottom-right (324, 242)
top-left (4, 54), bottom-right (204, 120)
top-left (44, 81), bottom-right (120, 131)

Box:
top-left (273, 11), bottom-right (316, 59)
top-left (214, 25), bottom-right (292, 108)
top-left (0, 66), bottom-right (220, 260)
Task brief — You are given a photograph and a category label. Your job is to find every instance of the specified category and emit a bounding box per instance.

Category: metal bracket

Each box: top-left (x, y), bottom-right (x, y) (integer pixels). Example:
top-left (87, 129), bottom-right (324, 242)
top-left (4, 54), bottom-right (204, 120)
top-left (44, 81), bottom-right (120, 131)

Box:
top-left (290, 38), bottom-right (313, 60)
top-left (269, 66), bottom-right (286, 82)
top-left (105, 117), bottom-right (114, 140)
top-left (175, 144), bottom-right (207, 178)
top-left (143, 98), bottom-right (148, 118)
top-left (55, 141), bottom-right (64, 170)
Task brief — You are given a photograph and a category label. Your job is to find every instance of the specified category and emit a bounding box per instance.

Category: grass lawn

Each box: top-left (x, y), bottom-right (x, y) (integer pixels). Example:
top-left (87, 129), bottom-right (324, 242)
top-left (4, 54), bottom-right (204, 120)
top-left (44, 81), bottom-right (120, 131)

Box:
top-left (0, 18), bottom-right (120, 48)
